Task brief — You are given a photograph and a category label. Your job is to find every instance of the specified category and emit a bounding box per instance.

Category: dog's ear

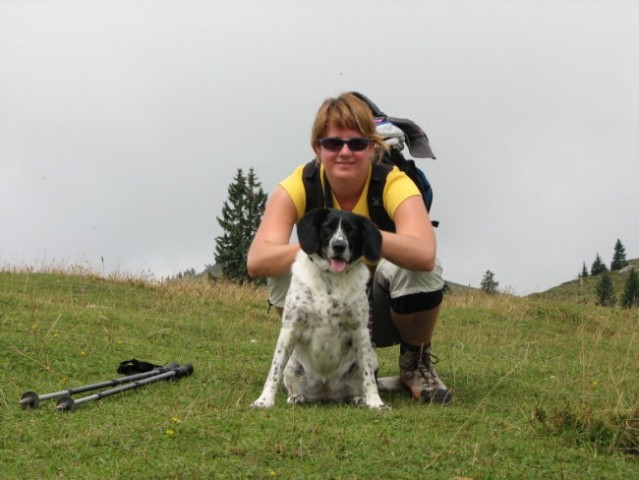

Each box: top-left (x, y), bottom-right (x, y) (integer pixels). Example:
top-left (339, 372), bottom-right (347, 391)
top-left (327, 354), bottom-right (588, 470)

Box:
top-left (297, 208), bottom-right (327, 255)
top-left (359, 216), bottom-right (382, 263)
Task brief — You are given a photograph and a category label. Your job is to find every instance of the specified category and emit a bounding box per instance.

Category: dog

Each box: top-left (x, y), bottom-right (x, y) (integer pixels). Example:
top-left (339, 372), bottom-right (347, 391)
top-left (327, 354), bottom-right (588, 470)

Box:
top-left (251, 208), bottom-right (387, 409)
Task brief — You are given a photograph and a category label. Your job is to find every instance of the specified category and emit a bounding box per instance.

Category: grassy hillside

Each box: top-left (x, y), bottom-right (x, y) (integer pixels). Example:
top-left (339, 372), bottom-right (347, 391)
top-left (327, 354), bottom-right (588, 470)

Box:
top-left (1, 269), bottom-right (638, 479)
top-left (535, 258), bottom-right (639, 304)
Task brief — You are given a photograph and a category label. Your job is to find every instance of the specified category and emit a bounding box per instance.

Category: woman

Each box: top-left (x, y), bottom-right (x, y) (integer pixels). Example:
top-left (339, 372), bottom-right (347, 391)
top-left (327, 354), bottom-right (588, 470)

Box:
top-left (247, 92), bottom-right (451, 404)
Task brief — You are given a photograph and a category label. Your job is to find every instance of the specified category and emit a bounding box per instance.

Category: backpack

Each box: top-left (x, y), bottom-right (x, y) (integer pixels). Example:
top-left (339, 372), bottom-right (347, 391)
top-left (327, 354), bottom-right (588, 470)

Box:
top-left (302, 92), bottom-right (438, 231)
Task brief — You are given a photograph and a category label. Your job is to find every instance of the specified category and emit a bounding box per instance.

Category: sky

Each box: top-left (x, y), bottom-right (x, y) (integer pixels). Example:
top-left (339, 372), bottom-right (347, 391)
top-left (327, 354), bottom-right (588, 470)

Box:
top-left (1, 0), bottom-right (638, 295)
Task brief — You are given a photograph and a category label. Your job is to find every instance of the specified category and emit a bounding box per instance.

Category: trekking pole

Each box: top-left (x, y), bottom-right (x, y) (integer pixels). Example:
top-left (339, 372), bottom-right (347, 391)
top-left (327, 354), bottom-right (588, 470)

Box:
top-left (20, 363), bottom-right (179, 409)
top-left (56, 363), bottom-right (194, 412)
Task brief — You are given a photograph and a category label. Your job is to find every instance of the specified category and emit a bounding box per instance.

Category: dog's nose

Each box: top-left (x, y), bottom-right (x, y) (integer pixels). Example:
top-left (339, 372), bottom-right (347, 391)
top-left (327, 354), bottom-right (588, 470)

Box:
top-left (331, 238), bottom-right (347, 254)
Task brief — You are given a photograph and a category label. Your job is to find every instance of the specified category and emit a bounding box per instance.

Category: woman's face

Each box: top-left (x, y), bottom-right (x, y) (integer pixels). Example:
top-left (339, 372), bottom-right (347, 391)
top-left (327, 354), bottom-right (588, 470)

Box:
top-left (317, 124), bottom-right (374, 184)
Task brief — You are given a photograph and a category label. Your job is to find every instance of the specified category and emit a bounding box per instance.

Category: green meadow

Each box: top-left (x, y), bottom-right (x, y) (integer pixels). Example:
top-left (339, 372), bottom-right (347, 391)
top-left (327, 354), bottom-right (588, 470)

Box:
top-left (1, 268), bottom-right (637, 479)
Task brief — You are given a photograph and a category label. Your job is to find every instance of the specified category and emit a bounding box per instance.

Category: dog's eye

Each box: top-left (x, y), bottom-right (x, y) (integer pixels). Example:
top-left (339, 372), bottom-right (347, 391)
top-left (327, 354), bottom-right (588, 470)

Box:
top-left (340, 222), bottom-right (354, 235)
top-left (320, 226), bottom-right (334, 239)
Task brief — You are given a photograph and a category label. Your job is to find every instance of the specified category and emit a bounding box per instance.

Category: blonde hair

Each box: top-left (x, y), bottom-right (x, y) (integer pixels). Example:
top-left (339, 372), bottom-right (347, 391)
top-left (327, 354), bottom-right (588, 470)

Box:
top-left (311, 92), bottom-right (388, 161)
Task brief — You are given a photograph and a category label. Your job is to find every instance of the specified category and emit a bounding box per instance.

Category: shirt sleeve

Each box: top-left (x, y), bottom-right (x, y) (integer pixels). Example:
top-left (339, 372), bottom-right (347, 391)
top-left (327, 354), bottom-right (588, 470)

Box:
top-left (382, 166), bottom-right (421, 220)
top-left (278, 164), bottom-right (307, 220)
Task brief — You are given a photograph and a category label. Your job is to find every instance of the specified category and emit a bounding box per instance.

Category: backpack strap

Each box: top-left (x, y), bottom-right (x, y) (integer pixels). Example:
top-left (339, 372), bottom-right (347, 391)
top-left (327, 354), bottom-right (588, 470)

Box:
top-left (302, 160), bottom-right (333, 212)
top-left (367, 161), bottom-right (396, 232)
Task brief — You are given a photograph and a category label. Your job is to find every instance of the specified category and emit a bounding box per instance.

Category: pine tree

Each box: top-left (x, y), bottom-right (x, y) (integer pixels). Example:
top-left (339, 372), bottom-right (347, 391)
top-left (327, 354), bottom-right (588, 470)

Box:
top-left (480, 270), bottom-right (499, 294)
top-left (590, 253), bottom-right (607, 276)
top-left (620, 268), bottom-right (639, 309)
top-left (595, 271), bottom-right (615, 307)
top-left (245, 168), bottom-right (267, 245)
top-left (580, 262), bottom-right (589, 279)
top-left (214, 168), bottom-right (267, 283)
top-left (610, 239), bottom-right (628, 271)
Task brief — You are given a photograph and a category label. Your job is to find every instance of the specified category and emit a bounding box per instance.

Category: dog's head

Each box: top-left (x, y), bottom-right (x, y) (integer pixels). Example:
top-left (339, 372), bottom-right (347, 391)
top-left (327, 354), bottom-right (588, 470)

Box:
top-left (297, 208), bottom-right (382, 273)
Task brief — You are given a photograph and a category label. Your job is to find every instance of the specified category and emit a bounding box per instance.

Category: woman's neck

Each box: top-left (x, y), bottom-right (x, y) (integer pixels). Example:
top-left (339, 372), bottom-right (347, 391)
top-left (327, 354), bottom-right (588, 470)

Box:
top-left (325, 171), bottom-right (368, 212)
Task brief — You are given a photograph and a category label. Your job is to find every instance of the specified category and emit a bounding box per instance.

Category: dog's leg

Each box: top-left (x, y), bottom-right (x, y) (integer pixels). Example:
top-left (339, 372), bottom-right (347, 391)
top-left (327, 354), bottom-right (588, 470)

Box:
top-left (353, 327), bottom-right (387, 410)
top-left (282, 353), bottom-right (312, 405)
top-left (251, 327), bottom-right (295, 408)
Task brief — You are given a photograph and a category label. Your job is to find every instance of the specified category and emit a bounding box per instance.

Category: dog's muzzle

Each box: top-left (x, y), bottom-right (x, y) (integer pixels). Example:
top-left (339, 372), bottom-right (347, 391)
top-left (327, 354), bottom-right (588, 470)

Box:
top-left (328, 237), bottom-right (349, 273)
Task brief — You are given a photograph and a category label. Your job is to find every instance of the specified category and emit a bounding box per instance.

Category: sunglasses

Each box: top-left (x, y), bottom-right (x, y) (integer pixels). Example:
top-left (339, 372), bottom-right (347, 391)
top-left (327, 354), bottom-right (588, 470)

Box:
top-left (318, 137), bottom-right (371, 152)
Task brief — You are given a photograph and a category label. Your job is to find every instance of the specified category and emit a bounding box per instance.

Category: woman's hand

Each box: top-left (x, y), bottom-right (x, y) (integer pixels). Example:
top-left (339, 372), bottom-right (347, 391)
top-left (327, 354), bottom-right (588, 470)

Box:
top-left (247, 186), bottom-right (300, 279)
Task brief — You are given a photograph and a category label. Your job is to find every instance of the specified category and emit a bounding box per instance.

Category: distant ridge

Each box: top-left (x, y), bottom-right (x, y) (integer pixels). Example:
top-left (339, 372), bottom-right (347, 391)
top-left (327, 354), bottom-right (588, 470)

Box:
top-left (531, 258), bottom-right (638, 304)
top-left (444, 281), bottom-right (481, 296)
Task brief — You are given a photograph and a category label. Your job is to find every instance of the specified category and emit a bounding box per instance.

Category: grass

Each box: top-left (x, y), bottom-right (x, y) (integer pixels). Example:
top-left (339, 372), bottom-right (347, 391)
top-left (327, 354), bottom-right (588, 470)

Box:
top-left (1, 268), bottom-right (638, 479)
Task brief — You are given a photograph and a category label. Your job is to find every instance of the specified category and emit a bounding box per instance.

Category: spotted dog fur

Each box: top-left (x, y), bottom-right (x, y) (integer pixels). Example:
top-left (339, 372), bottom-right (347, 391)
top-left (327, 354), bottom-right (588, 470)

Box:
top-left (251, 208), bottom-right (386, 409)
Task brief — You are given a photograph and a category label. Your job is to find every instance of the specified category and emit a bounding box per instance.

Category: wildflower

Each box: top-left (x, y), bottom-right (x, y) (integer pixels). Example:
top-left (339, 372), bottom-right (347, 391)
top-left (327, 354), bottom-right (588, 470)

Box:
top-left (165, 429), bottom-right (175, 438)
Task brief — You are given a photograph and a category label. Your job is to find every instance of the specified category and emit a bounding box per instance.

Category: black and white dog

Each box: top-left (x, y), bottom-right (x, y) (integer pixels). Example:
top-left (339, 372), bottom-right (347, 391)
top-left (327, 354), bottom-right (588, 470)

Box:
top-left (251, 208), bottom-right (386, 409)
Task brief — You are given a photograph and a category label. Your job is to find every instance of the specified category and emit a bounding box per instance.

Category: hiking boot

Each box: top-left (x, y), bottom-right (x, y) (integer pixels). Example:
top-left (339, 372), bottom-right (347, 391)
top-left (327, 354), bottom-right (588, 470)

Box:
top-left (399, 343), bottom-right (452, 405)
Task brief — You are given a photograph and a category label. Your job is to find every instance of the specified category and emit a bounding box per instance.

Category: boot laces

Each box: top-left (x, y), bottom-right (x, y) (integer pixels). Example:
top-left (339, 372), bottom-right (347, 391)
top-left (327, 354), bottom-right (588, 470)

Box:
top-left (414, 345), bottom-right (443, 388)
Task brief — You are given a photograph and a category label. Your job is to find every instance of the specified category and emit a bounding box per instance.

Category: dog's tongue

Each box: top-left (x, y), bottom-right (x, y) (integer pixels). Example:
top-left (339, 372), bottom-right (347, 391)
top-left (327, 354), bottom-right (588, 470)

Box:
top-left (330, 259), bottom-right (347, 273)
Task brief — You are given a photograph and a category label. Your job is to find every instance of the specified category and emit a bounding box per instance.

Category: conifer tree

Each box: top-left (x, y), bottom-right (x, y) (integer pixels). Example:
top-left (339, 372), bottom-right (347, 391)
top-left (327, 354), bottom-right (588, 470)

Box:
top-left (214, 168), bottom-right (267, 283)
top-left (610, 239), bottom-right (628, 271)
top-left (620, 268), bottom-right (639, 309)
top-left (480, 270), bottom-right (499, 294)
top-left (245, 168), bottom-right (267, 244)
top-left (595, 271), bottom-right (615, 307)
top-left (590, 253), bottom-right (607, 276)
top-left (580, 262), bottom-right (589, 279)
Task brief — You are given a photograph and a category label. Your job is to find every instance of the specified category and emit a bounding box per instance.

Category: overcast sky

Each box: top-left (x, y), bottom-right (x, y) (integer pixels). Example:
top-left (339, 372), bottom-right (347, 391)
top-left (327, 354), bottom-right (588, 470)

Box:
top-left (1, 0), bottom-right (638, 295)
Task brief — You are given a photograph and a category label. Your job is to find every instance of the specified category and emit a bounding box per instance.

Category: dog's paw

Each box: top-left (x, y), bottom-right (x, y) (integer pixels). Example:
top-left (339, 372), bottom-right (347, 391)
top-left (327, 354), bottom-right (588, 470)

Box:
top-left (286, 394), bottom-right (306, 405)
top-left (351, 396), bottom-right (366, 406)
top-left (365, 398), bottom-right (390, 410)
top-left (352, 396), bottom-right (390, 410)
top-left (250, 398), bottom-right (274, 409)
top-left (368, 402), bottom-right (391, 411)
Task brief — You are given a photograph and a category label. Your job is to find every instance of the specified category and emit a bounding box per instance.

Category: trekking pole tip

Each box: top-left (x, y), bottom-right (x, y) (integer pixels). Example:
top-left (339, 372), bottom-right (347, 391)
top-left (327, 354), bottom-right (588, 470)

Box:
top-left (20, 392), bottom-right (40, 409)
top-left (56, 397), bottom-right (76, 412)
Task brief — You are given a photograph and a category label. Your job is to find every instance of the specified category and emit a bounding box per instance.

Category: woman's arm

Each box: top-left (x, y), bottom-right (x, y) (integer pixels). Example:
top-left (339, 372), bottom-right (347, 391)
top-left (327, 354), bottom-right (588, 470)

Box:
top-left (380, 195), bottom-right (437, 271)
top-left (247, 186), bottom-right (300, 279)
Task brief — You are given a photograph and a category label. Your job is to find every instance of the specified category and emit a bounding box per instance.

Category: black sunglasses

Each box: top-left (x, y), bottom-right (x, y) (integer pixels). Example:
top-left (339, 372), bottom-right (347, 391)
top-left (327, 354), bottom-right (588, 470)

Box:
top-left (318, 137), bottom-right (370, 152)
